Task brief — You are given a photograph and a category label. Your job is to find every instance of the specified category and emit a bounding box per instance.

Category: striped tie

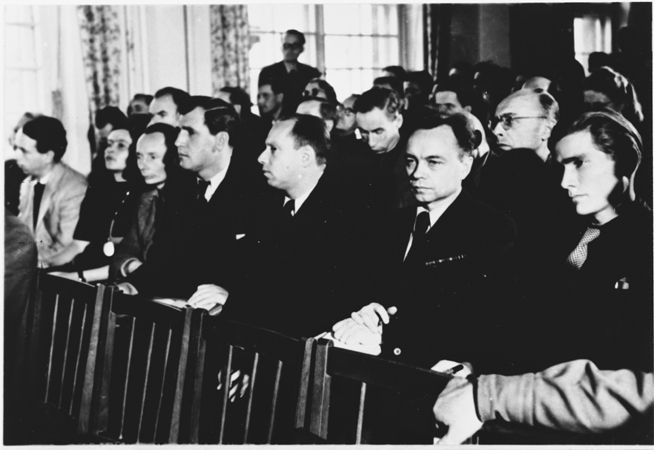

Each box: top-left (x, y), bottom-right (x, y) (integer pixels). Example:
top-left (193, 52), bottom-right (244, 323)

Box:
top-left (566, 226), bottom-right (601, 270)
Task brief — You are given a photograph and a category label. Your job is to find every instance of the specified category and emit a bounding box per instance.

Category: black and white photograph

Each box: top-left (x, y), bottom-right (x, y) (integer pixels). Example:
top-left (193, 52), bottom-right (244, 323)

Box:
top-left (3, 1), bottom-right (652, 445)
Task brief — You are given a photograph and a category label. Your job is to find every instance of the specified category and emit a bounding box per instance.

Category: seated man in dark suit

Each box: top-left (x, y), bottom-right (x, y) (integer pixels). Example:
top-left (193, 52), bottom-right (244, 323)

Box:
top-left (223, 114), bottom-right (370, 338)
top-left (258, 29), bottom-right (321, 115)
top-left (116, 97), bottom-right (252, 312)
top-left (331, 113), bottom-right (518, 372)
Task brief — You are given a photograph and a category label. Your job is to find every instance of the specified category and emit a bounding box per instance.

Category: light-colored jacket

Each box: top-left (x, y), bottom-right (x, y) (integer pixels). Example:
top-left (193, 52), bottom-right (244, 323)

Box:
top-left (478, 359), bottom-right (654, 434)
top-left (18, 162), bottom-right (87, 267)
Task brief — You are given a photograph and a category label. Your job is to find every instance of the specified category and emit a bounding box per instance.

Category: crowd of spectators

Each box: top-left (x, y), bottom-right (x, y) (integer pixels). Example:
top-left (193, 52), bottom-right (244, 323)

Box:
top-left (5, 27), bottom-right (652, 444)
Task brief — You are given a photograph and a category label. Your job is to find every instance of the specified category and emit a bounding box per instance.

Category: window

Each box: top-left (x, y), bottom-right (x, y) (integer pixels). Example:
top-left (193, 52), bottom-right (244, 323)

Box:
top-left (573, 15), bottom-right (612, 75)
top-left (248, 4), bottom-right (412, 105)
top-left (4, 5), bottom-right (44, 155)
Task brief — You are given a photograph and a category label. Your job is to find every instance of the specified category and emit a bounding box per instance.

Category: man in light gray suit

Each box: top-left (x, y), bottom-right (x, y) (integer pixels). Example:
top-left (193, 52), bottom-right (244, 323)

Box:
top-left (15, 116), bottom-right (87, 268)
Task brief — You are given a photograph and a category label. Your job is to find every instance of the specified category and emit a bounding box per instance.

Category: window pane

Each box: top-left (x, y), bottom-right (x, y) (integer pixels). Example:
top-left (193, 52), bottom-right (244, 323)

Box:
top-left (5, 24), bottom-right (37, 68)
top-left (4, 5), bottom-right (34, 24)
top-left (324, 4), bottom-right (374, 35)
top-left (249, 4), bottom-right (316, 33)
top-left (324, 36), bottom-right (375, 69)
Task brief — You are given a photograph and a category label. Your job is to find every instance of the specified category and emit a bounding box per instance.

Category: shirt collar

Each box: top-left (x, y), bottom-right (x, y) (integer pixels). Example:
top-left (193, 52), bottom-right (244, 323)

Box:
top-left (202, 167), bottom-right (228, 201)
top-left (415, 189), bottom-right (462, 231)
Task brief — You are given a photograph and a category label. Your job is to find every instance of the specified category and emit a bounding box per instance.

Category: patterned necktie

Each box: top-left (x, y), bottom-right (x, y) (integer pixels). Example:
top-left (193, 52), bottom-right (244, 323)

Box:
top-left (33, 182), bottom-right (45, 229)
top-left (566, 226), bottom-right (601, 270)
top-left (404, 211), bottom-right (430, 264)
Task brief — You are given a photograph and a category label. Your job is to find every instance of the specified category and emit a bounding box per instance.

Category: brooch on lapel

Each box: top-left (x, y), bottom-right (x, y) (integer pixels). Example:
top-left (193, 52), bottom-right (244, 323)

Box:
top-left (613, 277), bottom-right (630, 290)
top-left (425, 254), bottom-right (467, 267)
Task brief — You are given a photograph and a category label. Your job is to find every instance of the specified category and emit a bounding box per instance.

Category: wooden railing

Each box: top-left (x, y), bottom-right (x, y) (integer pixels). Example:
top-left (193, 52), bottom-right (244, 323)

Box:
top-left (16, 272), bottom-right (647, 445)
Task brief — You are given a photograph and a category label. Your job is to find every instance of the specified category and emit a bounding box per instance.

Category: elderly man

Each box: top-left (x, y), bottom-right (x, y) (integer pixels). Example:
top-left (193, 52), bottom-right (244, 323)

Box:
top-left (117, 97), bottom-right (251, 312)
top-left (15, 116), bottom-right (87, 267)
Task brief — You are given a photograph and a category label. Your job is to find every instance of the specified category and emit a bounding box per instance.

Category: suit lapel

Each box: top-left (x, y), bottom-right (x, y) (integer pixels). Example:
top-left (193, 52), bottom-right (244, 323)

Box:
top-left (35, 164), bottom-right (64, 233)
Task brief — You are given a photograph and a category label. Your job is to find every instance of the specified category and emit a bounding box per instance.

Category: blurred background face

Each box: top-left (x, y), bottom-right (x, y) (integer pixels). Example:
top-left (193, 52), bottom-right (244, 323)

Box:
top-left (282, 33), bottom-right (303, 63)
top-left (136, 132), bottom-right (168, 186)
top-left (336, 96), bottom-right (357, 133)
top-left (257, 84), bottom-right (282, 116)
top-left (356, 108), bottom-right (402, 154)
top-left (303, 81), bottom-right (327, 100)
top-left (105, 129), bottom-right (132, 173)
top-left (433, 91), bottom-right (465, 119)
top-left (149, 95), bottom-right (179, 126)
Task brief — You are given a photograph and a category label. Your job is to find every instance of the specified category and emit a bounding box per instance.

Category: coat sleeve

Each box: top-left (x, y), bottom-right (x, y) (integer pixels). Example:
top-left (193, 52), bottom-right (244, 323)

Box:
top-left (476, 359), bottom-right (654, 433)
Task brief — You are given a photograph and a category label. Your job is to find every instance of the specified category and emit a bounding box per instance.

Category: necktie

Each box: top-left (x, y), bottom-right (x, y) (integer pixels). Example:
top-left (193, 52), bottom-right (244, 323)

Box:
top-left (283, 199), bottom-right (295, 218)
top-left (566, 226), bottom-right (601, 270)
top-left (404, 211), bottom-right (430, 264)
top-left (33, 182), bottom-right (45, 229)
top-left (197, 179), bottom-right (210, 204)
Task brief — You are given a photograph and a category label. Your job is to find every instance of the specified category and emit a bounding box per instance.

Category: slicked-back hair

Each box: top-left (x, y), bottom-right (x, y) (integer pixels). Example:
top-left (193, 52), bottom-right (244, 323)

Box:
top-left (303, 77), bottom-right (338, 104)
top-left (285, 29), bottom-right (306, 46)
top-left (414, 112), bottom-right (481, 157)
top-left (141, 122), bottom-right (181, 172)
top-left (353, 87), bottom-right (403, 118)
top-left (22, 116), bottom-right (68, 161)
top-left (154, 86), bottom-right (190, 108)
top-left (560, 110), bottom-right (642, 192)
top-left (373, 76), bottom-right (404, 96)
top-left (95, 106), bottom-right (127, 129)
top-left (178, 96), bottom-right (240, 146)
top-left (219, 86), bottom-right (253, 108)
top-left (287, 114), bottom-right (330, 165)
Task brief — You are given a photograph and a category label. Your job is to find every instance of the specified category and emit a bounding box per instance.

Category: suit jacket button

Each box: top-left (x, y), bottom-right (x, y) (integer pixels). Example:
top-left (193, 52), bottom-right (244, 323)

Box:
top-left (393, 347), bottom-right (402, 356)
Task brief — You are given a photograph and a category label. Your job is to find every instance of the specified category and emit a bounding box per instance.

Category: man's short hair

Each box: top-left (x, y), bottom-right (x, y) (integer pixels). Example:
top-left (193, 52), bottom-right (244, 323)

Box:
top-left (258, 77), bottom-right (286, 95)
top-left (287, 114), bottom-right (330, 165)
top-left (303, 77), bottom-right (338, 104)
top-left (22, 116), bottom-right (68, 162)
top-left (415, 113), bottom-right (481, 157)
top-left (504, 89), bottom-right (560, 125)
top-left (95, 106), bottom-right (127, 129)
top-left (178, 96), bottom-right (240, 145)
top-left (373, 76), bottom-right (404, 96)
top-left (219, 86), bottom-right (253, 108)
top-left (142, 122), bottom-right (181, 171)
top-left (353, 87), bottom-right (403, 118)
top-left (434, 78), bottom-right (474, 107)
top-left (285, 29), bottom-right (306, 46)
top-left (382, 65), bottom-right (407, 80)
top-left (153, 86), bottom-right (190, 107)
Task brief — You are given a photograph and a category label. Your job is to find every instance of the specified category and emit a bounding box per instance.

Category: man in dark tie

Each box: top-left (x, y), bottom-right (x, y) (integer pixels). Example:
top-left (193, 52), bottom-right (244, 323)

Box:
top-left (116, 97), bottom-right (252, 312)
top-left (331, 113), bottom-right (517, 371)
top-left (223, 114), bottom-right (370, 337)
top-left (15, 116), bottom-right (87, 267)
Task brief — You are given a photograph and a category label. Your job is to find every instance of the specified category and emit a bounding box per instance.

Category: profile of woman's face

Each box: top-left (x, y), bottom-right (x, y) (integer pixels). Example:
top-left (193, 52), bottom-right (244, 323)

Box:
top-left (105, 129), bottom-right (132, 173)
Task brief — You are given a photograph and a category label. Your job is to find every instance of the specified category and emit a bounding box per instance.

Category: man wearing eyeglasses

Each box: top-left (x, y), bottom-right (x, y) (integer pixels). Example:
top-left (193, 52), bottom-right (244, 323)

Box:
top-left (491, 89), bottom-right (558, 162)
top-left (258, 29), bottom-right (321, 114)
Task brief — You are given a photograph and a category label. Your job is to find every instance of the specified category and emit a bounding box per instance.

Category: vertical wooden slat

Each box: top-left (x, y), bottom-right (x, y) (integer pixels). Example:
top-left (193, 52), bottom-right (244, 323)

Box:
top-left (58, 297), bottom-right (76, 409)
top-left (90, 286), bottom-right (116, 435)
top-left (309, 340), bottom-right (331, 440)
top-left (294, 337), bottom-right (314, 429)
top-left (217, 345), bottom-right (234, 444)
top-left (355, 382), bottom-right (367, 444)
top-left (266, 360), bottom-right (284, 443)
top-left (152, 327), bottom-right (172, 440)
top-left (136, 322), bottom-right (157, 442)
top-left (118, 316), bottom-right (137, 441)
top-left (187, 311), bottom-right (207, 444)
top-left (44, 293), bottom-right (61, 402)
top-left (168, 307), bottom-right (193, 443)
top-left (242, 352), bottom-right (259, 442)
top-left (69, 301), bottom-right (89, 416)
